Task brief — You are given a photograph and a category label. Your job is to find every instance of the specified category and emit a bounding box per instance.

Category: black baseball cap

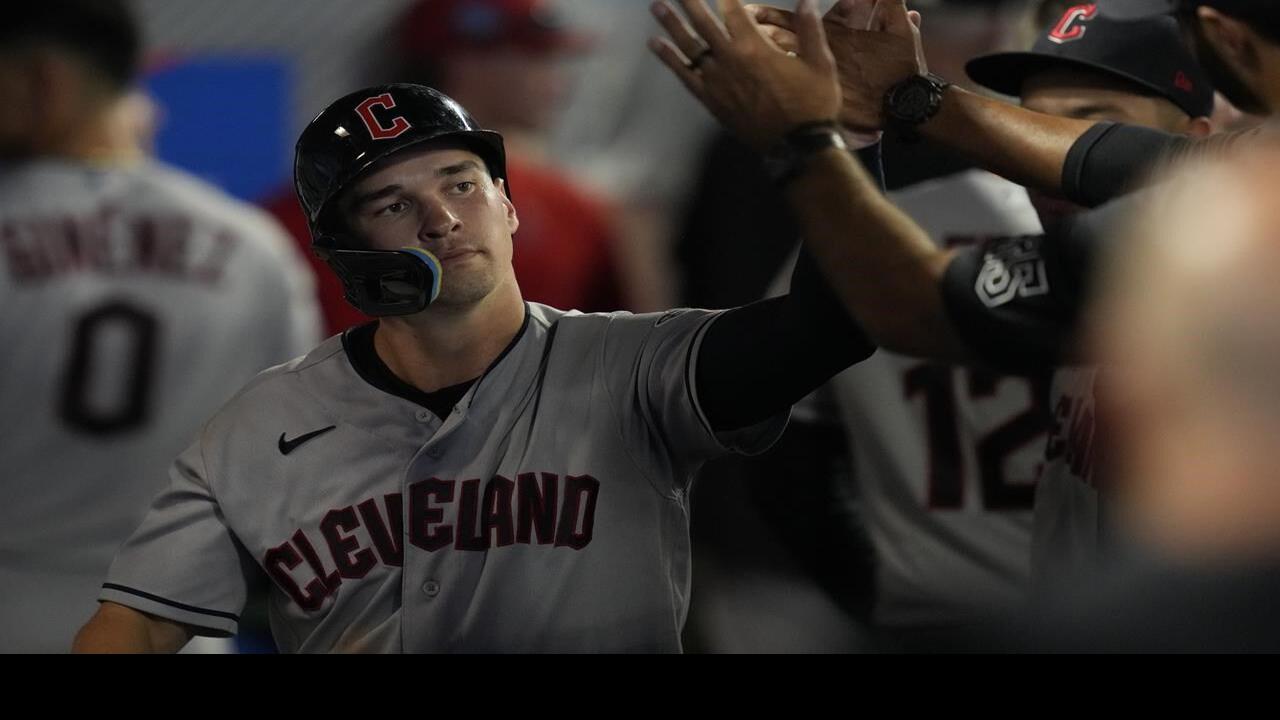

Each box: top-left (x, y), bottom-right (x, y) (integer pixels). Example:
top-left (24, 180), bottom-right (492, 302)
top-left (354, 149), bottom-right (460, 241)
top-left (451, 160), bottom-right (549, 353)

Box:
top-left (966, 4), bottom-right (1215, 117)
top-left (1096, 0), bottom-right (1260, 20)
top-left (1096, 0), bottom-right (1181, 19)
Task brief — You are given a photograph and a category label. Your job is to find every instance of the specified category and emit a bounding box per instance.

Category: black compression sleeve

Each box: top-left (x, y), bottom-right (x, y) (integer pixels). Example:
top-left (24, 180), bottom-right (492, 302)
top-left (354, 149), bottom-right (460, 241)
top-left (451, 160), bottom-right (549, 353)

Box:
top-left (940, 192), bottom-right (1139, 372)
top-left (1062, 122), bottom-right (1185, 208)
top-left (695, 145), bottom-right (882, 433)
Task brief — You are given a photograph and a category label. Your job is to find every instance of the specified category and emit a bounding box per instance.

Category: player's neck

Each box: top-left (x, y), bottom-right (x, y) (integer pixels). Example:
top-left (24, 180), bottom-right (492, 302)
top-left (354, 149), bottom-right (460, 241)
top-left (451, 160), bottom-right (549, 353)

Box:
top-left (373, 281), bottom-right (526, 393)
top-left (42, 102), bottom-right (144, 164)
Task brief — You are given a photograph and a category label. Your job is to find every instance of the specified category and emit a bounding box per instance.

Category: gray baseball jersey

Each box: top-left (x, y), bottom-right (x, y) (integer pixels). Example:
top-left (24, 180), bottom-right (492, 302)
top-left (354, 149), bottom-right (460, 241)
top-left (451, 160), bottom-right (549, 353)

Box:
top-left (832, 170), bottom-right (1047, 627)
top-left (0, 158), bottom-right (322, 652)
top-left (100, 303), bottom-right (787, 652)
top-left (1032, 365), bottom-right (1100, 591)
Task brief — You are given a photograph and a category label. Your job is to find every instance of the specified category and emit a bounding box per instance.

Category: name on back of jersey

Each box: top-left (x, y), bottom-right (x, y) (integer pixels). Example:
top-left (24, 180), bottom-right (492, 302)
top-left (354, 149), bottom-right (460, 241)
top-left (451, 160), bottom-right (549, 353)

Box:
top-left (2, 207), bottom-right (238, 284)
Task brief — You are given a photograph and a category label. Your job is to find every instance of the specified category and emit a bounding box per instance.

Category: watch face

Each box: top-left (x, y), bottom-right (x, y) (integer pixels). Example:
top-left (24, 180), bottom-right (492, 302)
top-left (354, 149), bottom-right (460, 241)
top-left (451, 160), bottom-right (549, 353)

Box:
top-left (896, 85), bottom-right (930, 118)
top-left (889, 77), bottom-right (938, 124)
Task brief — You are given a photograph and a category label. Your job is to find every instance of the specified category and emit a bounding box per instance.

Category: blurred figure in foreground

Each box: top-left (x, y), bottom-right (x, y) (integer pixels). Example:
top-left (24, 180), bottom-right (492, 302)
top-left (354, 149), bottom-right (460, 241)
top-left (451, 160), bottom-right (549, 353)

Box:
top-left (1031, 138), bottom-right (1280, 652)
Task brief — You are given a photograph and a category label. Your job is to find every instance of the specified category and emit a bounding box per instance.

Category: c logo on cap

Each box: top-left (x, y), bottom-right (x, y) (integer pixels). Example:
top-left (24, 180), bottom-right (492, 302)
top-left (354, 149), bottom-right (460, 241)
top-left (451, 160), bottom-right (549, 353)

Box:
top-left (355, 93), bottom-right (412, 141)
top-left (1048, 3), bottom-right (1099, 45)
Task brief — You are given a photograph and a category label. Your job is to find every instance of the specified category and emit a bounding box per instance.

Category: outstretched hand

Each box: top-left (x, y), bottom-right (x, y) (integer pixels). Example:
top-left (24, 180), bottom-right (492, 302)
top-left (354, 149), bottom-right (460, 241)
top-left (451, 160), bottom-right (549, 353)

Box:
top-left (748, 0), bottom-right (926, 132)
top-left (649, 0), bottom-right (841, 152)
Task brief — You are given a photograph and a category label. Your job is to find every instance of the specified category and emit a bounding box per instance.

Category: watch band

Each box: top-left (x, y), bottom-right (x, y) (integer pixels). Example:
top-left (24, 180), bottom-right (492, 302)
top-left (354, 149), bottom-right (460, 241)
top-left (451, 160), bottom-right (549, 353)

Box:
top-left (763, 122), bottom-right (850, 187)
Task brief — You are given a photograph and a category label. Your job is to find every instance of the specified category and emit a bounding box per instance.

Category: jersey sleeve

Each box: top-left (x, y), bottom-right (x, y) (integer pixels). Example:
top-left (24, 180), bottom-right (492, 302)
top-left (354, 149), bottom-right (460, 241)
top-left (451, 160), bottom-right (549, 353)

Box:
top-left (1061, 122), bottom-right (1183, 207)
top-left (98, 436), bottom-right (254, 637)
top-left (941, 234), bottom-right (1078, 372)
top-left (600, 309), bottom-right (789, 473)
top-left (940, 193), bottom-right (1137, 371)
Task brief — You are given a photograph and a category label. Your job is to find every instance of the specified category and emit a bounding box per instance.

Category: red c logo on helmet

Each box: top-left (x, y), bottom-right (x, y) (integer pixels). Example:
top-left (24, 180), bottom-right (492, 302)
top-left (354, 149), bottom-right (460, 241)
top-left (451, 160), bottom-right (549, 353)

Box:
top-left (1049, 4), bottom-right (1098, 44)
top-left (355, 93), bottom-right (412, 140)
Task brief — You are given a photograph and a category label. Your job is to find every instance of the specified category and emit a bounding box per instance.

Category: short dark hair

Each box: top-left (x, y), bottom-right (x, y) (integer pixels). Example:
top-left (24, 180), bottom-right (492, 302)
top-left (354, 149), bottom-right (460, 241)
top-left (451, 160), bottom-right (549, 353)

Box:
top-left (0, 0), bottom-right (140, 91)
top-left (1192, 1), bottom-right (1280, 44)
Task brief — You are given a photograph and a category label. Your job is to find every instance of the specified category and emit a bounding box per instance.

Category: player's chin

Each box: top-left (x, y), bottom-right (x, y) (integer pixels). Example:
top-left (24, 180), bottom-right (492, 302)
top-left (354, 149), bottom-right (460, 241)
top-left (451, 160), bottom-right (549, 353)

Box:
top-left (434, 269), bottom-right (499, 307)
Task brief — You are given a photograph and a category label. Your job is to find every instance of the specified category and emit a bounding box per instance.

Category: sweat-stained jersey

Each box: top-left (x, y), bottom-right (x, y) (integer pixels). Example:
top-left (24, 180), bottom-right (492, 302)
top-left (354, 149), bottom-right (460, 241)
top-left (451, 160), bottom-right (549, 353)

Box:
top-left (0, 158), bottom-right (321, 652)
top-left (100, 303), bottom-right (787, 652)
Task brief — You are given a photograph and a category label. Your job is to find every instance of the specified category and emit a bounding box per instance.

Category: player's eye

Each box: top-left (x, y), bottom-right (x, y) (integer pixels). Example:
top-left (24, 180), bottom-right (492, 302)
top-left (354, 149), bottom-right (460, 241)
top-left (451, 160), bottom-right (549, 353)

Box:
top-left (376, 200), bottom-right (408, 216)
top-left (453, 181), bottom-right (475, 194)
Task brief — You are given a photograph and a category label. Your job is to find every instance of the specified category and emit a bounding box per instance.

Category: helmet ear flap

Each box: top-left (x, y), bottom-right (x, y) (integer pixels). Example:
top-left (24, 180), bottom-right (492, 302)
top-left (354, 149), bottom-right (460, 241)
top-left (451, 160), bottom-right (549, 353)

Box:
top-left (313, 236), bottom-right (443, 316)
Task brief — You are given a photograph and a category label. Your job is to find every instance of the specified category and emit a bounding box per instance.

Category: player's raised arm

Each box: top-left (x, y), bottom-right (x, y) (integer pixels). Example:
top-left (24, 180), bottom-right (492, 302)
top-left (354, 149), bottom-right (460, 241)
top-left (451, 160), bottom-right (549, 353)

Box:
top-left (651, 0), bottom-right (972, 361)
top-left (72, 602), bottom-right (193, 653)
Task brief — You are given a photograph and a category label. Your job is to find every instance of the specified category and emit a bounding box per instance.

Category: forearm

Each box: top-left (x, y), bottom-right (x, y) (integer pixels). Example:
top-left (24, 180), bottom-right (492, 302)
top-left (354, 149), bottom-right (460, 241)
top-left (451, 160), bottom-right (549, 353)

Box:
top-left (919, 87), bottom-right (1096, 197)
top-left (783, 146), bottom-right (970, 361)
top-left (73, 602), bottom-right (191, 653)
top-left (697, 246), bottom-right (875, 432)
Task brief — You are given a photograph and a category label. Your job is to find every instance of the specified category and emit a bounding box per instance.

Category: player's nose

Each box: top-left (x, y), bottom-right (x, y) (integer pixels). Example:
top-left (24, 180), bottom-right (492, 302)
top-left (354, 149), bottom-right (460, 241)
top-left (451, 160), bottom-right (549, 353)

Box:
top-left (418, 200), bottom-right (461, 241)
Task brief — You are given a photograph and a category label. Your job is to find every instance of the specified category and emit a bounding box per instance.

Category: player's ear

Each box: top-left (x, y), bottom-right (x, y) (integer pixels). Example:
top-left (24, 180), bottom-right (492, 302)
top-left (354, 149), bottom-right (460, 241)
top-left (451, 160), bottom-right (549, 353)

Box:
top-left (1185, 115), bottom-right (1214, 138)
top-left (496, 178), bottom-right (518, 235)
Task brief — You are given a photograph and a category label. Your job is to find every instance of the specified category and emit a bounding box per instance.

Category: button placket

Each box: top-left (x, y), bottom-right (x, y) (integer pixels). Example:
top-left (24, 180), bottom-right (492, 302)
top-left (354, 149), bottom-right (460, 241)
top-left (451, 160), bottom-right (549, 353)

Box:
top-left (422, 579), bottom-right (441, 598)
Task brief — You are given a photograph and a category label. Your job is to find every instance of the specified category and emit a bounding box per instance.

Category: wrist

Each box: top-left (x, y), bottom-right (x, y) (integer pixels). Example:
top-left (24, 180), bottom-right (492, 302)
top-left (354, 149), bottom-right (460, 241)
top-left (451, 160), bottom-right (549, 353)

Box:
top-left (883, 73), bottom-right (952, 143)
top-left (762, 121), bottom-right (848, 187)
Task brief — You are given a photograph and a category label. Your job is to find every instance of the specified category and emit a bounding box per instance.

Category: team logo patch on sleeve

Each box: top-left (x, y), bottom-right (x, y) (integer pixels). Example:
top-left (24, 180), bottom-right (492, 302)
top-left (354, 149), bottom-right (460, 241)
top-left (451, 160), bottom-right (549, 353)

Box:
top-left (974, 236), bottom-right (1050, 308)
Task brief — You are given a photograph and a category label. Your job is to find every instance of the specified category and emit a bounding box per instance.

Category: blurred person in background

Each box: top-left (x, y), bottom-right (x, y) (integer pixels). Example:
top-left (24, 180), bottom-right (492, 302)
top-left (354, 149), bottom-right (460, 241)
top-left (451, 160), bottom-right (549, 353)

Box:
top-left (395, 0), bottom-right (629, 315)
top-left (0, 0), bottom-right (321, 652)
top-left (545, 0), bottom-right (725, 312)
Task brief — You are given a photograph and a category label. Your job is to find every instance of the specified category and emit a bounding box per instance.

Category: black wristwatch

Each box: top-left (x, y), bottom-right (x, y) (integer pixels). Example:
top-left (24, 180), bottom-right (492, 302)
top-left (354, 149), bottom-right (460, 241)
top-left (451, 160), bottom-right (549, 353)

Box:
top-left (762, 122), bottom-right (849, 187)
top-left (884, 73), bottom-right (951, 141)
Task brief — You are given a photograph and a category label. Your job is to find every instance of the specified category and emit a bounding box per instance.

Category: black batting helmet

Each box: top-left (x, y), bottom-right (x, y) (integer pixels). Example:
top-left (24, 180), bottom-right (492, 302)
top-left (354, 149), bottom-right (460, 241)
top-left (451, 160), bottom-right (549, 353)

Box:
top-left (293, 84), bottom-right (508, 316)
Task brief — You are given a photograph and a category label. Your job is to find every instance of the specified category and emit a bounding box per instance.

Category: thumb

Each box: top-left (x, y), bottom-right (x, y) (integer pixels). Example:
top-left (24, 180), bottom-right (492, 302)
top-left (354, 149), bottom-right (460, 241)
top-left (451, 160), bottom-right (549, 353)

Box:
top-left (879, 0), bottom-right (915, 36)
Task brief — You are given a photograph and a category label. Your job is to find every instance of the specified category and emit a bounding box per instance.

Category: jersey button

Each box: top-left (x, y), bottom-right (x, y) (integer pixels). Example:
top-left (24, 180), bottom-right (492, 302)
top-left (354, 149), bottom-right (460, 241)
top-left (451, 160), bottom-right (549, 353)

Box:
top-left (426, 447), bottom-right (442, 459)
top-left (422, 579), bottom-right (441, 598)
top-left (415, 410), bottom-right (432, 422)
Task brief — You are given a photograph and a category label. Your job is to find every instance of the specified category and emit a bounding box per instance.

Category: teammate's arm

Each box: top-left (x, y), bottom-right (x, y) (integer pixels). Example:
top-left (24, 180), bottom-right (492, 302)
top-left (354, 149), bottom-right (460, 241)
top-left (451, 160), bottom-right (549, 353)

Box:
top-left (72, 601), bottom-right (193, 653)
top-left (653, 0), bottom-right (1091, 382)
top-left (786, 145), bottom-right (969, 360)
top-left (695, 146), bottom-right (881, 432)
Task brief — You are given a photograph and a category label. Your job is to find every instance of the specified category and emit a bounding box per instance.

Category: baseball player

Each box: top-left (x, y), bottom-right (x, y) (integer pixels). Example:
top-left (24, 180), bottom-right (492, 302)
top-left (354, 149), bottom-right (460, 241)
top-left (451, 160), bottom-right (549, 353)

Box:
top-left (72, 79), bottom-right (875, 652)
top-left (0, 0), bottom-right (321, 652)
top-left (961, 3), bottom-right (1215, 588)
top-left (816, 2), bottom-right (1218, 640)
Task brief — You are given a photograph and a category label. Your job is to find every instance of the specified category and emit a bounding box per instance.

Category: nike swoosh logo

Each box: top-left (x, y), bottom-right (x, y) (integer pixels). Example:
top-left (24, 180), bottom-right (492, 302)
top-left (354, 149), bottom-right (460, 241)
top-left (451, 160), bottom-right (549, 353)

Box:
top-left (278, 425), bottom-right (337, 455)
